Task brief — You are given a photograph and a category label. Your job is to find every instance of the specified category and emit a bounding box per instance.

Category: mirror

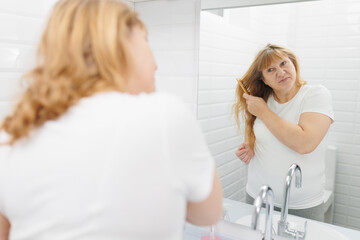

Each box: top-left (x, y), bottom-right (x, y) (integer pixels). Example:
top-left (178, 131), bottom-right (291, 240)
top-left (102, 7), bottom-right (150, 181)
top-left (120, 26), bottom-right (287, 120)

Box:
top-left (198, 0), bottom-right (360, 230)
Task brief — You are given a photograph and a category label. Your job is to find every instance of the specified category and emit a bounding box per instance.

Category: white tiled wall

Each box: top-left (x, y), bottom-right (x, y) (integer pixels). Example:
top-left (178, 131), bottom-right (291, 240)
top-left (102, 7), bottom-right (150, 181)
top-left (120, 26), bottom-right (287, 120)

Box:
top-left (0, 0), bottom-right (57, 120)
top-left (0, 0), bottom-right (200, 119)
top-left (198, 11), bottom-right (264, 201)
top-left (199, 0), bottom-right (360, 230)
top-left (135, 0), bottom-right (200, 112)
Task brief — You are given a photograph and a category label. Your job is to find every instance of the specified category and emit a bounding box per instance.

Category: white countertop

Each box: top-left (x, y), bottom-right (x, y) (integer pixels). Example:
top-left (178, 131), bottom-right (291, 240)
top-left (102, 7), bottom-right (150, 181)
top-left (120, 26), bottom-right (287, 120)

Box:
top-left (183, 198), bottom-right (360, 240)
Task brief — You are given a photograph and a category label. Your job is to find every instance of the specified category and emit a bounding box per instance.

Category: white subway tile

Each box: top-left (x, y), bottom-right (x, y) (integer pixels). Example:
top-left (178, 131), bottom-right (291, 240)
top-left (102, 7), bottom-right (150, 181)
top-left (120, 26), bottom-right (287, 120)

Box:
top-left (148, 24), bottom-right (195, 51)
top-left (337, 153), bottom-right (360, 166)
top-left (154, 50), bottom-right (196, 78)
top-left (217, 159), bottom-right (242, 178)
top-left (335, 194), bottom-right (351, 205)
top-left (228, 191), bottom-right (243, 201)
top-left (333, 213), bottom-right (348, 226)
top-left (0, 43), bottom-right (35, 70)
top-left (156, 76), bottom-right (195, 103)
top-left (198, 90), bottom-right (234, 105)
top-left (323, 36), bottom-right (360, 48)
top-left (0, 0), bottom-right (57, 17)
top-left (349, 196), bottom-right (360, 208)
top-left (206, 116), bottom-right (234, 132)
top-left (337, 164), bottom-right (355, 175)
top-left (332, 101), bottom-right (357, 111)
top-left (199, 62), bottom-right (242, 77)
top-left (329, 1), bottom-right (360, 14)
top-left (348, 216), bottom-right (360, 230)
top-left (325, 80), bottom-right (359, 91)
top-left (223, 181), bottom-right (242, 198)
top-left (0, 72), bottom-right (23, 101)
top-left (336, 143), bottom-right (360, 155)
top-left (214, 150), bottom-right (234, 167)
top-left (335, 183), bottom-right (350, 195)
top-left (333, 112), bottom-right (356, 122)
top-left (220, 168), bottom-right (242, 187)
top-left (336, 173), bottom-right (352, 185)
top-left (349, 186), bottom-right (360, 198)
top-left (0, 102), bottom-right (12, 121)
top-left (135, 0), bottom-right (197, 26)
top-left (329, 132), bottom-right (354, 144)
top-left (0, 13), bottom-right (44, 44)
top-left (208, 136), bottom-right (239, 156)
top-left (204, 127), bottom-right (237, 145)
top-left (330, 122), bottom-right (355, 133)
top-left (331, 91), bottom-right (358, 101)
top-left (334, 204), bottom-right (349, 215)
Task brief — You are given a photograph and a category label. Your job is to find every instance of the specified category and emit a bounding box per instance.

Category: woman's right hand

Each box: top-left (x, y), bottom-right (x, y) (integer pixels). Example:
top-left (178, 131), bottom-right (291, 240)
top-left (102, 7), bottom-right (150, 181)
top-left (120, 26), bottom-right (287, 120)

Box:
top-left (235, 143), bottom-right (254, 164)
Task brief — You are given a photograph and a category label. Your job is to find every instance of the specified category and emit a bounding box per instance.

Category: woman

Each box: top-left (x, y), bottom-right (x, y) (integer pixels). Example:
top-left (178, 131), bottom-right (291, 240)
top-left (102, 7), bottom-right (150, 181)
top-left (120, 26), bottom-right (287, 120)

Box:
top-left (233, 44), bottom-right (334, 221)
top-left (0, 0), bottom-right (223, 239)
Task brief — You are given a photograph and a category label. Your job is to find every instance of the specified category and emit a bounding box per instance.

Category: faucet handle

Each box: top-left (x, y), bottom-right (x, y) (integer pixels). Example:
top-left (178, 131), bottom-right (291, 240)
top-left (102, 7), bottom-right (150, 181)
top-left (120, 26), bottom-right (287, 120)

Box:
top-left (277, 219), bottom-right (307, 240)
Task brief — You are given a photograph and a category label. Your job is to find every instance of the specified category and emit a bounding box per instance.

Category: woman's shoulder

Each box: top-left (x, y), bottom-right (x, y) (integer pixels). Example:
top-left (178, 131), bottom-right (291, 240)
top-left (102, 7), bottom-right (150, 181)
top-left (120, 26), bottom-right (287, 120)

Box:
top-left (299, 84), bottom-right (333, 112)
top-left (301, 84), bottom-right (330, 94)
top-left (299, 84), bottom-right (331, 100)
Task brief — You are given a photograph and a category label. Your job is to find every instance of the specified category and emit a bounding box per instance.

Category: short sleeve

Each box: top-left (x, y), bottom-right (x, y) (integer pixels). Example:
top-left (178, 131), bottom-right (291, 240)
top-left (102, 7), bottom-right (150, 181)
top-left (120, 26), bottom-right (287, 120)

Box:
top-left (162, 94), bottom-right (215, 202)
top-left (301, 85), bottom-right (334, 122)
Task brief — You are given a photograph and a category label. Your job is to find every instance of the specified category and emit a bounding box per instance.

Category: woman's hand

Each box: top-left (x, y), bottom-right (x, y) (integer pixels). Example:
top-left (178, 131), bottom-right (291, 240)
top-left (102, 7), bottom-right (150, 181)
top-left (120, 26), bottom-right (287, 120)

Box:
top-left (243, 93), bottom-right (269, 119)
top-left (235, 143), bottom-right (254, 164)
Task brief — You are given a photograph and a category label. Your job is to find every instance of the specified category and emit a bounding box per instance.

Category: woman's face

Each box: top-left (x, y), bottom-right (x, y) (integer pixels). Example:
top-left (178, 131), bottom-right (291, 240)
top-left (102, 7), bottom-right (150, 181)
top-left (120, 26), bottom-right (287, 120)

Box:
top-left (261, 56), bottom-right (297, 94)
top-left (126, 26), bottom-right (157, 94)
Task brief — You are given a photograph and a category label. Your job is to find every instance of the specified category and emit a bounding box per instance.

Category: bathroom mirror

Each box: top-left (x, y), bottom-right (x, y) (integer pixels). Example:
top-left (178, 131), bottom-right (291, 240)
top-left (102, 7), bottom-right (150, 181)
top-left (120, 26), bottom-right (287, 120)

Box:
top-left (198, 0), bottom-right (360, 230)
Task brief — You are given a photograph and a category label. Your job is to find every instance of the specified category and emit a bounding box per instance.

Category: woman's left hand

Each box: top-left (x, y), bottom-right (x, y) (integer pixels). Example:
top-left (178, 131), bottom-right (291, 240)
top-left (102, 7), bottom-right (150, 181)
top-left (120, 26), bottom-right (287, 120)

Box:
top-left (243, 93), bottom-right (269, 118)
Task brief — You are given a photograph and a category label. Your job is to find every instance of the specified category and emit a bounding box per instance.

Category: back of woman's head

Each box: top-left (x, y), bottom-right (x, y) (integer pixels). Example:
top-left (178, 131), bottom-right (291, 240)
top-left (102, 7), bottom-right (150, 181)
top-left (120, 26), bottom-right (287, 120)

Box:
top-left (232, 44), bottom-right (306, 149)
top-left (0, 0), bottom-right (144, 144)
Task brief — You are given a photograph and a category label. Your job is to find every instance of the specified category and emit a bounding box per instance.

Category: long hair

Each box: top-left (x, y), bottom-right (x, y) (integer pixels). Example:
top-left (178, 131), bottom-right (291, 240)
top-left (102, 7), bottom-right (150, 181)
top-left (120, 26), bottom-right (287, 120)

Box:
top-left (0, 0), bottom-right (144, 144)
top-left (232, 44), bottom-right (306, 150)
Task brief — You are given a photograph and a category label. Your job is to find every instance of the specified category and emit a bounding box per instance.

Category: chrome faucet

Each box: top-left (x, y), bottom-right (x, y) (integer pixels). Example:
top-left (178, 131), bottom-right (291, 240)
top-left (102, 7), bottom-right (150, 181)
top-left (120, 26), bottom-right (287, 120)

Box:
top-left (278, 164), bottom-right (307, 239)
top-left (251, 185), bottom-right (274, 240)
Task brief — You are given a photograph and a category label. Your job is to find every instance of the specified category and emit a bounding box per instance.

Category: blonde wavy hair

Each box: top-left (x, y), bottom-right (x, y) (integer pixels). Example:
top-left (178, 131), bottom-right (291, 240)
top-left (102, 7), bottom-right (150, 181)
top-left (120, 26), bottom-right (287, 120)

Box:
top-left (0, 0), bottom-right (144, 144)
top-left (232, 44), bottom-right (306, 150)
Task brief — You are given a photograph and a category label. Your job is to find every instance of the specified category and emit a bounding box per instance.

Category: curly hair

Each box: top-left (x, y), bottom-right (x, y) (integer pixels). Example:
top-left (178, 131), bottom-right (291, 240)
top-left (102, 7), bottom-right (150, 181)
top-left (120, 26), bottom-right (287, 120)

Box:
top-left (232, 44), bottom-right (306, 150)
top-left (0, 0), bottom-right (144, 144)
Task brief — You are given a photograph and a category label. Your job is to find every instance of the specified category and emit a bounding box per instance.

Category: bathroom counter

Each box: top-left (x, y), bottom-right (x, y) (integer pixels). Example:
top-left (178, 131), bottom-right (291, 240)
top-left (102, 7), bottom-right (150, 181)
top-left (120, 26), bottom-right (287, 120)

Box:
top-left (183, 198), bottom-right (360, 240)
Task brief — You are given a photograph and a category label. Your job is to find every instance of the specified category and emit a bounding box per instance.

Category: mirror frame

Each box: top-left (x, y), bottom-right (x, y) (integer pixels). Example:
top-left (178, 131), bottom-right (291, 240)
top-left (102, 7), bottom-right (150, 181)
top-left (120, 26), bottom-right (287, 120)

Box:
top-left (201, 0), bottom-right (320, 10)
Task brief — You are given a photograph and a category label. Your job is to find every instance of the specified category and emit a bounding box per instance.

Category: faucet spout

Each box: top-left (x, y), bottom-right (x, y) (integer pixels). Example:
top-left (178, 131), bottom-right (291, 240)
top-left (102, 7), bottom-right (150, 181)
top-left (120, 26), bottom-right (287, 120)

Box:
top-left (251, 185), bottom-right (274, 240)
top-left (278, 164), bottom-right (307, 240)
top-left (280, 164), bottom-right (302, 223)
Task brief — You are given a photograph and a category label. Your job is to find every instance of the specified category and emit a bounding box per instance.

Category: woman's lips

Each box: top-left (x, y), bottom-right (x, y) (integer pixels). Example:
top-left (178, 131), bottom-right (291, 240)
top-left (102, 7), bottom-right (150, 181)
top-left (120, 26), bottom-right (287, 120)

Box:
top-left (279, 77), bottom-right (289, 83)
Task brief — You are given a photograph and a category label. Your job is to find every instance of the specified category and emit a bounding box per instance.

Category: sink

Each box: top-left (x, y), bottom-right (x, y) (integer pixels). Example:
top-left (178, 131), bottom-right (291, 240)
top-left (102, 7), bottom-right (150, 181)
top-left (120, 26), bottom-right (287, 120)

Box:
top-left (184, 220), bottom-right (263, 240)
top-left (235, 213), bottom-right (348, 240)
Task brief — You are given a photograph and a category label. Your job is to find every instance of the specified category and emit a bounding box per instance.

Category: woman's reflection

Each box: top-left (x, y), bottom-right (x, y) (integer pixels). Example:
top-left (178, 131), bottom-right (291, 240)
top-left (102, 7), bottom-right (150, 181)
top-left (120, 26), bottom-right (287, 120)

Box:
top-left (233, 44), bottom-right (334, 221)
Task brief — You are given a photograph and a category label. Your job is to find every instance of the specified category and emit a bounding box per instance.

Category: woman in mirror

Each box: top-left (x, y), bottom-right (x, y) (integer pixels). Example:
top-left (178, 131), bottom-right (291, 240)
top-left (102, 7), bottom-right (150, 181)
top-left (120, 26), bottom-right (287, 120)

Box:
top-left (0, 0), bottom-right (223, 239)
top-left (233, 44), bottom-right (334, 221)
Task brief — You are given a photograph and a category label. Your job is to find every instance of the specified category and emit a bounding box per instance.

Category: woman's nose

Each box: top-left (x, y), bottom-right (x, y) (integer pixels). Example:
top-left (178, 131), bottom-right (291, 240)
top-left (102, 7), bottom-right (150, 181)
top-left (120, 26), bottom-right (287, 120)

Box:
top-left (277, 68), bottom-right (286, 77)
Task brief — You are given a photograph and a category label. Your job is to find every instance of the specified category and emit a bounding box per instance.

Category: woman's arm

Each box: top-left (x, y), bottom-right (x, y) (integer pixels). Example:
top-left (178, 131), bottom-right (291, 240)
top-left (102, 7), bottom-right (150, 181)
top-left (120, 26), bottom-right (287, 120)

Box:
top-left (243, 94), bottom-right (332, 154)
top-left (0, 213), bottom-right (9, 240)
top-left (186, 170), bottom-right (223, 226)
top-left (260, 110), bottom-right (331, 154)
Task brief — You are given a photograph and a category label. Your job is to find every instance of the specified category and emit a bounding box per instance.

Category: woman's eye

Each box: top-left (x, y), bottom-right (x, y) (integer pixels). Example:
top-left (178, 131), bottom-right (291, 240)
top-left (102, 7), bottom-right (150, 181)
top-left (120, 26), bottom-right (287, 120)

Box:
top-left (281, 61), bottom-right (287, 66)
top-left (268, 68), bottom-right (273, 72)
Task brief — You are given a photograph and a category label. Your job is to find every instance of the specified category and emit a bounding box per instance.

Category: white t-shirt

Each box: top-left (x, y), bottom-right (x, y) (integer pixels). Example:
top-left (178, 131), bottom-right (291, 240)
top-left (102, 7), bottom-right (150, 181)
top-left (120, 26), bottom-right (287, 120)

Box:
top-left (246, 85), bottom-right (334, 209)
top-left (0, 92), bottom-right (215, 240)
